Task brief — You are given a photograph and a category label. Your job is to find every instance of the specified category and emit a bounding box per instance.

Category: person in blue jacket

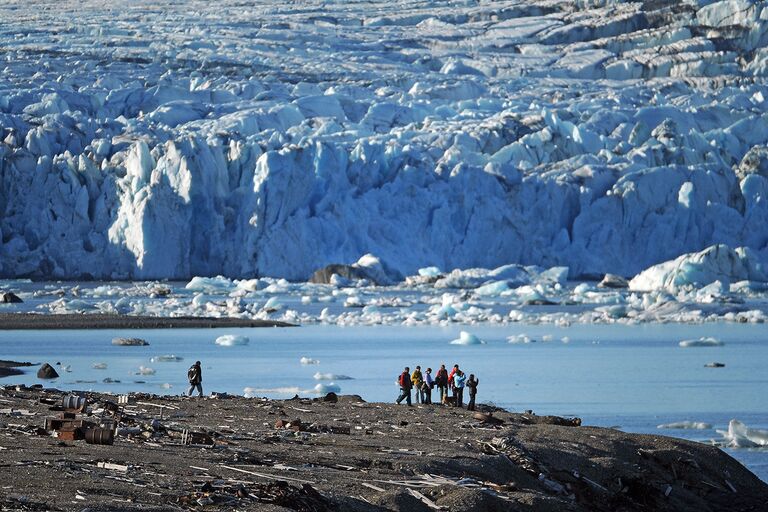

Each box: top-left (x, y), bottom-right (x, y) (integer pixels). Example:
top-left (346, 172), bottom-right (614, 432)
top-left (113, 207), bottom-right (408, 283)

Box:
top-left (453, 369), bottom-right (466, 408)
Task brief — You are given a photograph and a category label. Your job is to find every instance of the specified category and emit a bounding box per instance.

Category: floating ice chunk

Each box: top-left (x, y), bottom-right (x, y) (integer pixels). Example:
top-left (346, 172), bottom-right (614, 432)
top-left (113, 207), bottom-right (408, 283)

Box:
top-left (717, 420), bottom-right (768, 448)
top-left (136, 366), bottom-right (156, 375)
top-left (450, 331), bottom-right (486, 345)
top-left (235, 279), bottom-right (261, 292)
top-left (418, 266), bottom-right (442, 277)
top-left (657, 421), bottom-right (712, 430)
top-left (185, 276), bottom-right (235, 293)
top-left (150, 355), bottom-right (184, 363)
top-left (215, 335), bottom-right (250, 346)
top-left (537, 266), bottom-right (569, 285)
top-left (542, 335), bottom-right (554, 342)
top-left (160, 383), bottom-right (173, 389)
top-left (679, 337), bottom-right (724, 347)
top-left (344, 295), bottom-right (364, 308)
top-left (507, 334), bottom-right (534, 344)
top-left (314, 372), bottom-right (353, 380)
top-left (475, 280), bottom-right (510, 296)
top-left (561, 337), bottom-right (571, 344)
top-left (300, 357), bottom-right (320, 365)
top-left (262, 297), bottom-right (282, 312)
top-left (92, 362), bottom-right (108, 369)
top-left (629, 245), bottom-right (766, 293)
top-left (112, 337), bottom-right (149, 346)
top-left (244, 386), bottom-right (302, 397)
top-left (314, 382), bottom-right (341, 394)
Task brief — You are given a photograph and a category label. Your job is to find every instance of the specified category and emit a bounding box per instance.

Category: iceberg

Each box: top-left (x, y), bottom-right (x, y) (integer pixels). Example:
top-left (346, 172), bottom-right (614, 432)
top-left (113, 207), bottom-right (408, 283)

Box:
top-left (717, 420), bottom-right (768, 448)
top-left (215, 335), bottom-right (250, 346)
top-left (679, 337), bottom-right (724, 348)
top-left (300, 357), bottom-right (320, 365)
top-left (450, 331), bottom-right (486, 345)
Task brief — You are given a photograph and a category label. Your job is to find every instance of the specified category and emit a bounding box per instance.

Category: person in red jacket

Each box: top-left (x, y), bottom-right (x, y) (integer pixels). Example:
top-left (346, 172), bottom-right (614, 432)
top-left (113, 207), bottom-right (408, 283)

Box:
top-left (395, 367), bottom-right (412, 406)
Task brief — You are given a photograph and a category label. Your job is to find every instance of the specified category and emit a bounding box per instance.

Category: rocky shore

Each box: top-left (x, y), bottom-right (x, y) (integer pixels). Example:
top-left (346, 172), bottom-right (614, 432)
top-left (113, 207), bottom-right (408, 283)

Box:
top-left (0, 314), bottom-right (292, 330)
top-left (0, 386), bottom-right (766, 511)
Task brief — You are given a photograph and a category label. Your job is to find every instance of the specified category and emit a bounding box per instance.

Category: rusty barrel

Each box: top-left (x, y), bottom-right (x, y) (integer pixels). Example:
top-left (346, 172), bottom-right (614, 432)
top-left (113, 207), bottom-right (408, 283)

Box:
top-left (62, 394), bottom-right (87, 411)
top-left (84, 427), bottom-right (114, 445)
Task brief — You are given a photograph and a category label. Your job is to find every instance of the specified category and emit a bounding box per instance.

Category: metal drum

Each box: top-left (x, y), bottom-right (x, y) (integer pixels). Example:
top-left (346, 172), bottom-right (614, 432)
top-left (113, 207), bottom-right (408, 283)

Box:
top-left (62, 394), bottom-right (87, 411)
top-left (84, 427), bottom-right (114, 445)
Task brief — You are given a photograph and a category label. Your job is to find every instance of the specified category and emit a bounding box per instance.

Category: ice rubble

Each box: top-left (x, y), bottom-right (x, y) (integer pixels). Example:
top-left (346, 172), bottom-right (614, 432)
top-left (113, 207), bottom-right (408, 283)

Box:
top-left (0, 1), bottom-right (767, 282)
top-left (718, 420), bottom-right (768, 448)
top-left (657, 421), bottom-right (712, 430)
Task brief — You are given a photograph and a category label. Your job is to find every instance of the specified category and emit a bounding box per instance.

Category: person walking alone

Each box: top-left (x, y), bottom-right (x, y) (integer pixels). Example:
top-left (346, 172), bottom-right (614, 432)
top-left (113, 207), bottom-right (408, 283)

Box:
top-left (396, 367), bottom-right (412, 406)
top-left (435, 364), bottom-right (448, 404)
top-left (466, 374), bottom-right (479, 411)
top-left (453, 369), bottom-right (466, 408)
top-left (187, 361), bottom-right (203, 397)
top-left (411, 366), bottom-right (424, 404)
top-left (423, 367), bottom-right (434, 405)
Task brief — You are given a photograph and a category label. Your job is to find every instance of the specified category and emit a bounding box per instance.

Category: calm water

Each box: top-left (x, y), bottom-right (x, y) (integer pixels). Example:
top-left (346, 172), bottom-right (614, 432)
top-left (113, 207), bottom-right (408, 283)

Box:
top-left (1, 322), bottom-right (766, 481)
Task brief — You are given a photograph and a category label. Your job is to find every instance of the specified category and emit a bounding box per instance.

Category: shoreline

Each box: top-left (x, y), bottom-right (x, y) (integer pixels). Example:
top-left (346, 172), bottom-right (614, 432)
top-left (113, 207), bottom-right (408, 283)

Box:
top-left (0, 313), bottom-right (294, 330)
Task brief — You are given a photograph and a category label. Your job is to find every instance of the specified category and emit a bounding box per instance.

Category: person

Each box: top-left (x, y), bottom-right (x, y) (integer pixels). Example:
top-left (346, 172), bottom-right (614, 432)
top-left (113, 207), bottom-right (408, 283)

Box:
top-left (396, 367), bottom-right (412, 406)
top-left (447, 364), bottom-right (459, 404)
top-left (411, 366), bottom-right (424, 404)
top-left (435, 364), bottom-right (448, 404)
top-left (423, 367), bottom-right (434, 405)
top-left (466, 374), bottom-right (479, 411)
top-left (453, 369), bottom-right (466, 408)
top-left (187, 361), bottom-right (203, 397)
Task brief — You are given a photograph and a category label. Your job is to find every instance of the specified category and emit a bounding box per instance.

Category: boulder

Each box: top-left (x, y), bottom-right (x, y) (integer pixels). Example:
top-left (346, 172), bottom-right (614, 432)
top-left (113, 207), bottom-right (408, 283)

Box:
top-left (598, 273), bottom-right (629, 288)
top-left (1, 292), bottom-right (23, 303)
top-left (309, 264), bottom-right (369, 284)
top-left (36, 363), bottom-right (59, 379)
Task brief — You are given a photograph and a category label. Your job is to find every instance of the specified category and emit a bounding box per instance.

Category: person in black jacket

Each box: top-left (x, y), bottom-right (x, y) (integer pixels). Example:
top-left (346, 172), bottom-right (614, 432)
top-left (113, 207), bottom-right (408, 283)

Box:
top-left (187, 361), bottom-right (203, 397)
top-left (466, 374), bottom-right (479, 411)
top-left (435, 364), bottom-right (449, 404)
top-left (395, 367), bottom-right (412, 406)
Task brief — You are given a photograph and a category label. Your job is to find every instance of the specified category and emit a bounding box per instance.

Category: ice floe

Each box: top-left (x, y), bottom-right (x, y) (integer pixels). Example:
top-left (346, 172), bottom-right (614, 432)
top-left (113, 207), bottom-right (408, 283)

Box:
top-left (300, 357), bottom-right (320, 366)
top-left (657, 421), bottom-right (712, 430)
top-left (679, 337), bottom-right (725, 348)
top-left (215, 335), bottom-right (250, 346)
top-left (313, 372), bottom-right (353, 381)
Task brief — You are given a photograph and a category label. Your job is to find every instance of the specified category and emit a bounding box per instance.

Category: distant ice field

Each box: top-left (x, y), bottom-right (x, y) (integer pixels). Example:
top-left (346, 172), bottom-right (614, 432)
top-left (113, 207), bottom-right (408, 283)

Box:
top-left (1, 322), bottom-right (766, 480)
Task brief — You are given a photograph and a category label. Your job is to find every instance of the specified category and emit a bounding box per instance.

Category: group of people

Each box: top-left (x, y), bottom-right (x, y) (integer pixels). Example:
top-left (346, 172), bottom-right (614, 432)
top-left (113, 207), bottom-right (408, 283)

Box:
top-left (396, 364), bottom-right (479, 410)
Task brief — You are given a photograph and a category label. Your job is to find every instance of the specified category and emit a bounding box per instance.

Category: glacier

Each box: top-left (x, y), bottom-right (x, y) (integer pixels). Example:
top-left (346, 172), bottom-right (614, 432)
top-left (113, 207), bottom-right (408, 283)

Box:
top-left (1, 0), bottom-right (768, 281)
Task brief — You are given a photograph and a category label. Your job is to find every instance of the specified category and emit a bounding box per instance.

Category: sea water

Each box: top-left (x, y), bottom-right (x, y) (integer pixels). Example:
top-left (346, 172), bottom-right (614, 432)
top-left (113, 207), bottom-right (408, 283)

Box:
top-left (0, 323), bottom-right (766, 481)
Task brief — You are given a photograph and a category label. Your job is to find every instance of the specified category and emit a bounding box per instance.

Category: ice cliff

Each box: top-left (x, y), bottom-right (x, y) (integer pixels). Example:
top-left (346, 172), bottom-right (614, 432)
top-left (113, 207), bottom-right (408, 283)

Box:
top-left (1, 0), bottom-right (768, 280)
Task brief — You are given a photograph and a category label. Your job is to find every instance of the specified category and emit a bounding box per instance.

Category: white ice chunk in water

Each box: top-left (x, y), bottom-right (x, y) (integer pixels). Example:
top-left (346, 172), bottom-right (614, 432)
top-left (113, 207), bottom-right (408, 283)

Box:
top-left (313, 372), bottom-right (353, 380)
top-left (136, 366), bottom-right (156, 375)
top-left (679, 337), bottom-right (724, 347)
top-left (314, 382), bottom-right (341, 394)
top-left (450, 331), bottom-right (486, 345)
top-left (657, 421), bottom-right (712, 430)
top-left (92, 362), bottom-right (108, 369)
top-left (300, 357), bottom-right (320, 365)
top-left (717, 420), bottom-right (768, 448)
top-left (185, 276), bottom-right (235, 293)
top-left (418, 266), bottom-right (442, 277)
top-left (507, 334), bottom-right (534, 344)
top-left (215, 335), bottom-right (250, 346)
top-left (150, 355), bottom-right (184, 362)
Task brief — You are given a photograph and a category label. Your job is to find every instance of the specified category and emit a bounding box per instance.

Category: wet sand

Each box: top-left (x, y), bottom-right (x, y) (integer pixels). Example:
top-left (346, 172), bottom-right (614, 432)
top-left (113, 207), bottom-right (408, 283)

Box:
top-left (0, 313), bottom-right (293, 330)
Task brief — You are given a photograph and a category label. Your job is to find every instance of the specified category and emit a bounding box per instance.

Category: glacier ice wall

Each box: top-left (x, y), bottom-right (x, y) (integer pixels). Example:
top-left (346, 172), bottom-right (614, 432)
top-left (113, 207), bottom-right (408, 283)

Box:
top-left (1, 0), bottom-right (768, 280)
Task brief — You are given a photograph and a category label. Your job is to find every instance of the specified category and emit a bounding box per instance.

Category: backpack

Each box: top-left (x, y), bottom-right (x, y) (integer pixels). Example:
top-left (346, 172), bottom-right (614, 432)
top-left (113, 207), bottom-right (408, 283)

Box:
top-left (188, 366), bottom-right (198, 382)
top-left (398, 373), bottom-right (406, 387)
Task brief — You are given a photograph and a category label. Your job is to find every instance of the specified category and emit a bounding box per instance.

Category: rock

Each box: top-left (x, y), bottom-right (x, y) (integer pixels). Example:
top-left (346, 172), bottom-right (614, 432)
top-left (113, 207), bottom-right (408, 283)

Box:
top-left (597, 273), bottom-right (629, 289)
top-left (1, 292), bottom-right (23, 303)
top-left (323, 392), bottom-right (338, 403)
top-left (435, 487), bottom-right (510, 512)
top-left (111, 337), bottom-right (149, 346)
top-left (310, 264), bottom-right (369, 284)
top-left (36, 363), bottom-right (59, 379)
top-left (371, 490), bottom-right (431, 512)
top-left (737, 145), bottom-right (768, 181)
top-left (705, 362), bottom-right (726, 368)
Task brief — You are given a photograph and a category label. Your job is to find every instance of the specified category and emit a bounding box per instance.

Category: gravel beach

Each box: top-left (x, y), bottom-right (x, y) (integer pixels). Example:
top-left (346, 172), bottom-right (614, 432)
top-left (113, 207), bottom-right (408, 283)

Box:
top-left (0, 386), bottom-right (766, 511)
